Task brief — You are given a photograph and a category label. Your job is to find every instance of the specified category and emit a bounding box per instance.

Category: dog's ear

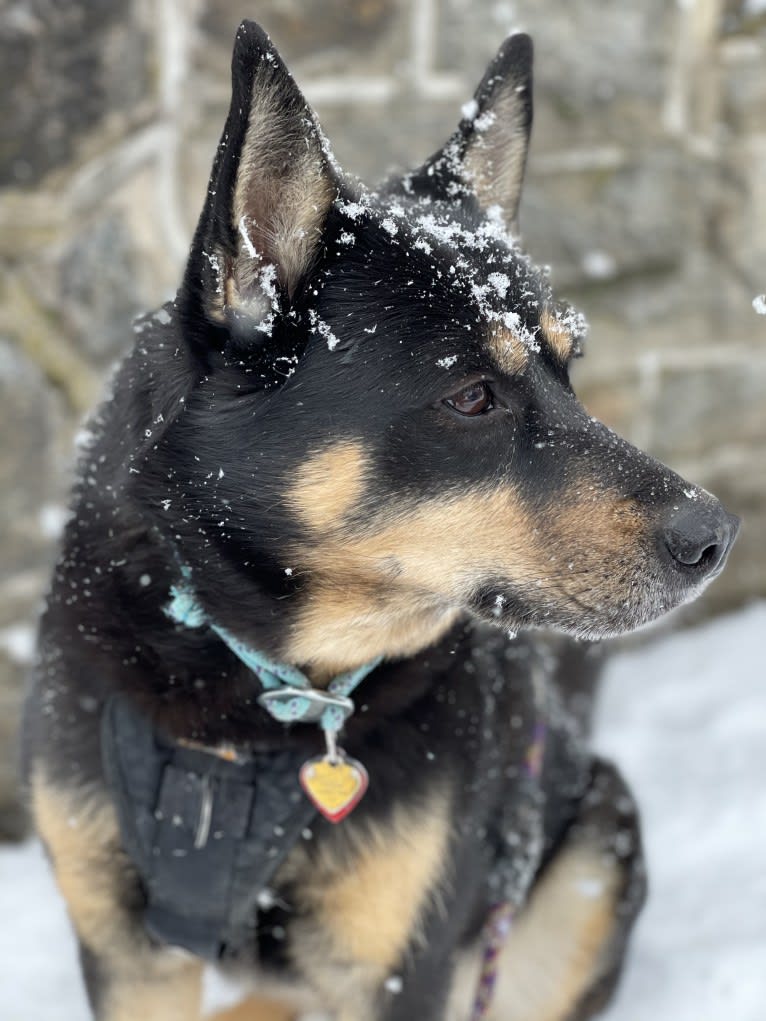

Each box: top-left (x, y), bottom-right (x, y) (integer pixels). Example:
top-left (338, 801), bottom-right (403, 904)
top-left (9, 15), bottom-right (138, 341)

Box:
top-left (182, 21), bottom-right (340, 334)
top-left (406, 34), bottom-right (533, 233)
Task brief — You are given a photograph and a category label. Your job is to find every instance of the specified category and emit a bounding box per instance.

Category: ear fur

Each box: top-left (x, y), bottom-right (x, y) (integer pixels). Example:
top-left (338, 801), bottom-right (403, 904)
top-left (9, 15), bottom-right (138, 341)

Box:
top-left (401, 34), bottom-right (533, 233)
top-left (182, 21), bottom-right (340, 331)
top-left (462, 34), bottom-right (533, 229)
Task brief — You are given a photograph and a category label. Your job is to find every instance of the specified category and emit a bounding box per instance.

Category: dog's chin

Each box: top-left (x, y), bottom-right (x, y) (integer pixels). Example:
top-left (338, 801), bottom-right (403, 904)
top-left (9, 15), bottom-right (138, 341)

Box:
top-left (470, 575), bottom-right (710, 642)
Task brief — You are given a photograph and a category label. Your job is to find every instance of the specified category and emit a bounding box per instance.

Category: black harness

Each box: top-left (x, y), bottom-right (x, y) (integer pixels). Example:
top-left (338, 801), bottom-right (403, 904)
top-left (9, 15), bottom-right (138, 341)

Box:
top-left (101, 695), bottom-right (316, 960)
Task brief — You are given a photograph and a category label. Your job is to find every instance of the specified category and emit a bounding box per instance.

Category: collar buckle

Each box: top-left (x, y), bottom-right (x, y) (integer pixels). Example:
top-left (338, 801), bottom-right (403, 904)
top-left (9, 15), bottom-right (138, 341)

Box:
top-left (257, 687), bottom-right (355, 726)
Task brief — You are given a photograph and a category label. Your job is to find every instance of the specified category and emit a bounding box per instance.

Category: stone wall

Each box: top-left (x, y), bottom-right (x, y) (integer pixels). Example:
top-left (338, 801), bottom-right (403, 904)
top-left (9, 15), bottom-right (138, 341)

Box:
top-left (1, 0), bottom-right (765, 836)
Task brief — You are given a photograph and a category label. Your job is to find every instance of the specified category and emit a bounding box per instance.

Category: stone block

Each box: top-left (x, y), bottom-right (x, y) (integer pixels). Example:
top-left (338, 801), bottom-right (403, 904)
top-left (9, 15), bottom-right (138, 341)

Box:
top-left (57, 211), bottom-right (145, 364)
top-left (522, 145), bottom-right (687, 293)
top-left (0, 341), bottom-right (70, 576)
top-left (0, 653), bottom-right (28, 841)
top-left (722, 35), bottom-right (766, 133)
top-left (0, 0), bottom-right (152, 187)
top-left (313, 95), bottom-right (464, 181)
top-left (647, 357), bottom-right (766, 463)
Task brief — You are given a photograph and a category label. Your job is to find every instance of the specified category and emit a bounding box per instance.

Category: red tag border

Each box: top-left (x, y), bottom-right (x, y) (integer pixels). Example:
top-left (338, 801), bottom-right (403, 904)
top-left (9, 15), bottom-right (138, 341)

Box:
top-left (299, 757), bottom-right (369, 824)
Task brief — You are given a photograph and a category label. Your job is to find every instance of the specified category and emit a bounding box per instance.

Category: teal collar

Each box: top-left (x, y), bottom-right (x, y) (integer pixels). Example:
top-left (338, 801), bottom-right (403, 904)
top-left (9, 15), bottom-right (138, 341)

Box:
top-left (165, 577), bottom-right (381, 736)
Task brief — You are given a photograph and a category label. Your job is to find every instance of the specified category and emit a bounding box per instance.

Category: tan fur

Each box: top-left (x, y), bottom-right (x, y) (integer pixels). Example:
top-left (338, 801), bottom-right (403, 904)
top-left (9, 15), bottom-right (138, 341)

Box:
top-left (207, 998), bottom-right (296, 1021)
top-left (289, 440), bottom-right (370, 533)
top-left (281, 793), bottom-right (451, 1012)
top-left (447, 843), bottom-right (621, 1021)
top-left (540, 309), bottom-right (575, 364)
top-left (314, 799), bottom-right (450, 969)
top-left (285, 481), bottom-right (646, 673)
top-left (487, 324), bottom-right (530, 375)
top-left (32, 766), bottom-right (204, 1021)
top-left (33, 768), bottom-right (129, 952)
top-left (104, 971), bottom-right (203, 1021)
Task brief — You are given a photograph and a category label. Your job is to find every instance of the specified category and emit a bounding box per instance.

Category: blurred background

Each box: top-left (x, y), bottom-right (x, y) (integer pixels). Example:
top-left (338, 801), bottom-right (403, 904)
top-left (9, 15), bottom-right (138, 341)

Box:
top-left (1, 0), bottom-right (764, 842)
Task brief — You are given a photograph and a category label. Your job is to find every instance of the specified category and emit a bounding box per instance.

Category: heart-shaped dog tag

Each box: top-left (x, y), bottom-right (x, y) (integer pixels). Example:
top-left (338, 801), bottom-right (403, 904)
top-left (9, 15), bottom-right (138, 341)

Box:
top-left (299, 755), bottom-right (368, 823)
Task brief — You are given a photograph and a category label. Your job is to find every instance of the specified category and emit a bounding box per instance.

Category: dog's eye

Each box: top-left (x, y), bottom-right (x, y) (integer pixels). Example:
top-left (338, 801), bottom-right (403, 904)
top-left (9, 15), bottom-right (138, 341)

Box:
top-left (444, 382), bottom-right (494, 416)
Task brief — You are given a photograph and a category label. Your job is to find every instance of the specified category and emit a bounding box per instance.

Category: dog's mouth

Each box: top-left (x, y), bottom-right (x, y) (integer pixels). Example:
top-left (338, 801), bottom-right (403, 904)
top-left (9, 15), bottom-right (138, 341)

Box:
top-left (468, 514), bottom-right (739, 641)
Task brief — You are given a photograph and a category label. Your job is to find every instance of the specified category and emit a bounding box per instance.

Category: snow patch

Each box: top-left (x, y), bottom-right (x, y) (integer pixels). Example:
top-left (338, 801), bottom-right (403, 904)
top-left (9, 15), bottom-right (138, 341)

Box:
top-left (238, 215), bottom-right (258, 259)
top-left (0, 623), bottom-right (36, 664)
top-left (474, 110), bottom-right (496, 132)
top-left (582, 250), bottom-right (617, 280)
top-left (38, 504), bottom-right (69, 540)
top-left (308, 309), bottom-right (341, 351)
top-left (436, 354), bottom-right (459, 369)
top-left (461, 98), bottom-right (479, 121)
top-left (752, 294), bottom-right (766, 315)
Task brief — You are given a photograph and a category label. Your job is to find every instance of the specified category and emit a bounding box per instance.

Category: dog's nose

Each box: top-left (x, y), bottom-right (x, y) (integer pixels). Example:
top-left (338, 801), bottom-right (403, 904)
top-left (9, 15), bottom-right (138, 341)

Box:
top-left (660, 502), bottom-right (739, 576)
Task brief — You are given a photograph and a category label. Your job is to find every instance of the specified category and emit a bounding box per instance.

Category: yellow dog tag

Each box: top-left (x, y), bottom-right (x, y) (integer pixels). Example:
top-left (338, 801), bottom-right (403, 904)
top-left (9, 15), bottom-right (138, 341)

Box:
top-left (299, 755), bottom-right (368, 823)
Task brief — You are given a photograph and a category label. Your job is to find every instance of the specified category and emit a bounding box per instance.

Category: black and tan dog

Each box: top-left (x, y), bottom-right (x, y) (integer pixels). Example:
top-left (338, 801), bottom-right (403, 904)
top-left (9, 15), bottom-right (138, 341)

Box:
top-left (23, 21), bottom-right (738, 1021)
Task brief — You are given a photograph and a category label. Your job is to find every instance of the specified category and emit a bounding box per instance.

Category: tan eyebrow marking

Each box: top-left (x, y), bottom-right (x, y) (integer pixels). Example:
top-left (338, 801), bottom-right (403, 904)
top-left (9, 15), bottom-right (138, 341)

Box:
top-left (487, 325), bottom-right (529, 375)
top-left (540, 308), bottom-right (575, 363)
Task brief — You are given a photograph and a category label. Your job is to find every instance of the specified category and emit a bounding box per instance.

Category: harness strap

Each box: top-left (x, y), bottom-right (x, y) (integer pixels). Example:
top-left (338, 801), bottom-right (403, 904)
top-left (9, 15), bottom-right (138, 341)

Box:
top-left (101, 694), bottom-right (316, 960)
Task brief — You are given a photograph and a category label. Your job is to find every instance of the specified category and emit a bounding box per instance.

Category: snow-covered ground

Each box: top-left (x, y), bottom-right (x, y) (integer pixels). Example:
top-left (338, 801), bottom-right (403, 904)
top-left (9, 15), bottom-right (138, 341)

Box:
top-left (1, 603), bottom-right (764, 1020)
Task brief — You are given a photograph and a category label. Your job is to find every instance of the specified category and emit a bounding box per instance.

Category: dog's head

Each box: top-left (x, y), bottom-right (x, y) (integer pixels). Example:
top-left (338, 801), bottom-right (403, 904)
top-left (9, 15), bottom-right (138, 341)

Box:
top-left (137, 21), bottom-right (738, 674)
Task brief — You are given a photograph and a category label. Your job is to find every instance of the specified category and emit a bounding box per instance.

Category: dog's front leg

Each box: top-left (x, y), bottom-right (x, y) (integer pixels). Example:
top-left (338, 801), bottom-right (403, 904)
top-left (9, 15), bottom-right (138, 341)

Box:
top-left (473, 756), bottom-right (646, 1021)
top-left (31, 767), bottom-right (203, 1021)
top-left (78, 941), bottom-right (202, 1021)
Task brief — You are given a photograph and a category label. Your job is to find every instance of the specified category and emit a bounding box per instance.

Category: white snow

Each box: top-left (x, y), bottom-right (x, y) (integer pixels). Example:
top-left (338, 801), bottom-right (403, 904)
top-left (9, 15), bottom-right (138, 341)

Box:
top-left (582, 249), bottom-right (617, 280)
top-left (152, 308), bottom-right (171, 326)
top-left (238, 215), bottom-right (258, 259)
top-left (307, 309), bottom-right (341, 351)
top-left (436, 354), bottom-right (459, 368)
top-left (461, 98), bottom-right (479, 121)
top-left (0, 623), bottom-right (36, 665)
top-left (473, 110), bottom-right (497, 133)
top-left (752, 294), bottom-right (766, 315)
top-left (38, 503), bottom-right (69, 540)
top-left (595, 602), bottom-right (766, 1021)
top-left (1, 604), bottom-right (764, 1019)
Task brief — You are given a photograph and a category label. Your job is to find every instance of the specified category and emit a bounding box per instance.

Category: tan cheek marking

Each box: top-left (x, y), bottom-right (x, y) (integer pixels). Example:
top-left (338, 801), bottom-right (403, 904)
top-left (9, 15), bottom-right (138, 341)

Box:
top-left (540, 308), bottom-right (574, 364)
top-left (288, 440), bottom-right (368, 532)
top-left (487, 325), bottom-right (529, 374)
top-left (288, 486), bottom-right (650, 671)
top-left (285, 488), bottom-right (535, 669)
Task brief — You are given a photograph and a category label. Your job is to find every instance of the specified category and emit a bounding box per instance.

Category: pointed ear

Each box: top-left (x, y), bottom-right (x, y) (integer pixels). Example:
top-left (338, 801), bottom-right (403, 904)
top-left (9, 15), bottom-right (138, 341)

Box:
top-left (404, 34), bottom-right (533, 233)
top-left (182, 21), bottom-right (340, 331)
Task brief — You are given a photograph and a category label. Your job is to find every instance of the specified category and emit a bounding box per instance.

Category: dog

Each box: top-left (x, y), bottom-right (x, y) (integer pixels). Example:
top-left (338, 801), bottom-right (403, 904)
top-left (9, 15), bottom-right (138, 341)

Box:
top-left (22, 20), bottom-right (739, 1021)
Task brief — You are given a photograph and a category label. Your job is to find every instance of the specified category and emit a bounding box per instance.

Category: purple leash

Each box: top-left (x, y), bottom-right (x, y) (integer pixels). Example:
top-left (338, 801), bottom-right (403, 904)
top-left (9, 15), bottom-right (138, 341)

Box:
top-left (469, 717), bottom-right (547, 1020)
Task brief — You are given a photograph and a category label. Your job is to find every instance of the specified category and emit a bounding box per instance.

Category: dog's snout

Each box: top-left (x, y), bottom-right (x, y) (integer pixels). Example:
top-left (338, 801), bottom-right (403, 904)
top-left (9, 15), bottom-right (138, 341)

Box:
top-left (660, 502), bottom-right (739, 576)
